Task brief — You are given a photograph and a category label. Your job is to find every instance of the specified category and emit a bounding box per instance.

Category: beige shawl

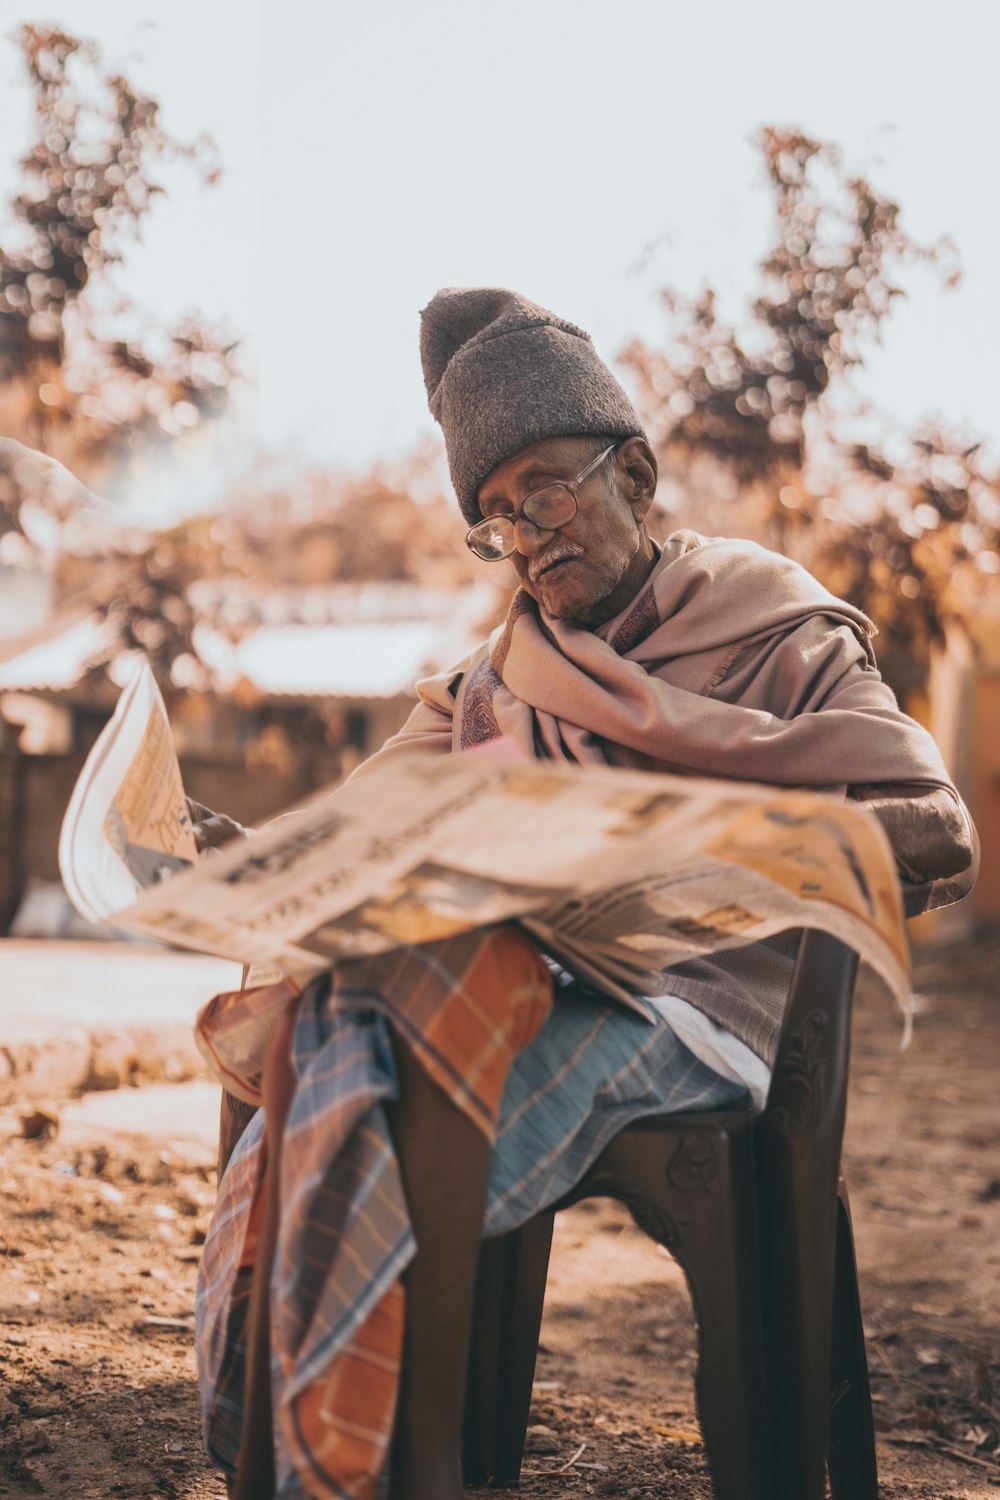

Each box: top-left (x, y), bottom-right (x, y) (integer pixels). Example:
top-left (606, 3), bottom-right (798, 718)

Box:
top-left (371, 531), bottom-right (954, 797)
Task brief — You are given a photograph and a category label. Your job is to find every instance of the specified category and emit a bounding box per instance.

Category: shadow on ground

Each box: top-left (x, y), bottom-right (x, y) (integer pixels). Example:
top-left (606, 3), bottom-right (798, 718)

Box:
top-left (1, 932), bottom-right (998, 1498)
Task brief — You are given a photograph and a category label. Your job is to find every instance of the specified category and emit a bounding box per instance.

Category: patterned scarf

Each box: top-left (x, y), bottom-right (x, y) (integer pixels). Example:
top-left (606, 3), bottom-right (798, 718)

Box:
top-left (439, 531), bottom-right (953, 794)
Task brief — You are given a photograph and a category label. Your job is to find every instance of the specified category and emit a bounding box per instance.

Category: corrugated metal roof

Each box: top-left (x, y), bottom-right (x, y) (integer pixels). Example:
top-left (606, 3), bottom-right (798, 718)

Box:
top-left (0, 592), bottom-right (485, 702)
top-left (222, 621), bottom-right (445, 698)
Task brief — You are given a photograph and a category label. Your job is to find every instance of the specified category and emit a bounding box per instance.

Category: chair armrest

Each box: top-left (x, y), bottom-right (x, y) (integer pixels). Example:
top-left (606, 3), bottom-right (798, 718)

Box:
top-left (764, 930), bottom-right (859, 1136)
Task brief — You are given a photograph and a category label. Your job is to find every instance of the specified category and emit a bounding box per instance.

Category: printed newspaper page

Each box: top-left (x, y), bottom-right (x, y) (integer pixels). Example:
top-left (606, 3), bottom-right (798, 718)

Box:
top-left (58, 661), bottom-right (282, 992)
top-left (116, 751), bottom-right (910, 1020)
top-left (58, 662), bottom-right (197, 925)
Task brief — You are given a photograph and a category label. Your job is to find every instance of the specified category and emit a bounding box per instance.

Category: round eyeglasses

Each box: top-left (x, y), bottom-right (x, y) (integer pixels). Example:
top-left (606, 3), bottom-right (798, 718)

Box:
top-left (465, 443), bottom-right (619, 561)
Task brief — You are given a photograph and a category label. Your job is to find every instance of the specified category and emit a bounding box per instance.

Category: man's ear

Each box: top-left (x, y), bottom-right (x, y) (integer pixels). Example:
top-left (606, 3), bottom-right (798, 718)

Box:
top-left (617, 436), bottom-right (657, 521)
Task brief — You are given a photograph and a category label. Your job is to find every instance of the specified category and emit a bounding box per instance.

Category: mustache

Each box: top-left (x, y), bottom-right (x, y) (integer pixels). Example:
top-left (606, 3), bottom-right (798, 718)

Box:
top-left (528, 544), bottom-right (583, 583)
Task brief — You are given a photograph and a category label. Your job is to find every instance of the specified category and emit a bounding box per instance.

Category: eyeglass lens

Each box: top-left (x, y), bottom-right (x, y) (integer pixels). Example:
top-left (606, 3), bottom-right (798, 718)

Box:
top-left (468, 484), bottom-right (577, 559)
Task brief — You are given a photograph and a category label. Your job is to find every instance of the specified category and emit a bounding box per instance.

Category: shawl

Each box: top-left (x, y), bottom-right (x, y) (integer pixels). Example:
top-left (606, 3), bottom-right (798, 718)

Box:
top-left (376, 531), bottom-right (954, 798)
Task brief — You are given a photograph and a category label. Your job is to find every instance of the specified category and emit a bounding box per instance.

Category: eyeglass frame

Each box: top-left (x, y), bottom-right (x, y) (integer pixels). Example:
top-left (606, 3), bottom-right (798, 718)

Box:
top-left (464, 442), bottom-right (621, 561)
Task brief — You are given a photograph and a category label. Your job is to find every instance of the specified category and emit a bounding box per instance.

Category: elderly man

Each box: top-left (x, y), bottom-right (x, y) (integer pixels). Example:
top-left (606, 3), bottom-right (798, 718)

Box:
top-left (196, 289), bottom-right (974, 1500)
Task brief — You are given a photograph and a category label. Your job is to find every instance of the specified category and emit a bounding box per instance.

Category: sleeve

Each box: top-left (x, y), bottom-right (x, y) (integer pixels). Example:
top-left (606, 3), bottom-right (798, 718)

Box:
top-left (344, 660), bottom-right (465, 783)
top-left (717, 616), bottom-right (977, 903)
top-left (715, 616), bottom-right (893, 718)
top-left (714, 616), bottom-right (959, 796)
top-left (597, 610), bottom-right (939, 792)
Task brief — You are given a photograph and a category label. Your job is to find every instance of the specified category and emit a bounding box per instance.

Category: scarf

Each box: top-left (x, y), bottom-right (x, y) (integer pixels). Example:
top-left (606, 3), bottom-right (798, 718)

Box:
top-left (416, 531), bottom-right (953, 795)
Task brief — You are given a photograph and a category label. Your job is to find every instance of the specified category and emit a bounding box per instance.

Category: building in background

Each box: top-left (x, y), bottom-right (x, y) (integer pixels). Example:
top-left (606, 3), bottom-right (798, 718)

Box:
top-left (0, 579), bottom-right (495, 933)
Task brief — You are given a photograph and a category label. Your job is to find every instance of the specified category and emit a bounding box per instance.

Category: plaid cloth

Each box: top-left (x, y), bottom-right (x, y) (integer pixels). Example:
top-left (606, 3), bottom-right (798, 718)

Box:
top-left (196, 927), bottom-right (750, 1499)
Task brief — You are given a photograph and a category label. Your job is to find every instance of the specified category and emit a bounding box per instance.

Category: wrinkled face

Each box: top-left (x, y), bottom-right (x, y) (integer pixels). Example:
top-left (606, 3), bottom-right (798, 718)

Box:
top-left (475, 435), bottom-right (656, 627)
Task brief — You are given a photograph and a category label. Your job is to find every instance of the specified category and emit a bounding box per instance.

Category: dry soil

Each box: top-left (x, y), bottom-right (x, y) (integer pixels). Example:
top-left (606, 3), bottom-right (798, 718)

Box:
top-left (1, 934), bottom-right (998, 1498)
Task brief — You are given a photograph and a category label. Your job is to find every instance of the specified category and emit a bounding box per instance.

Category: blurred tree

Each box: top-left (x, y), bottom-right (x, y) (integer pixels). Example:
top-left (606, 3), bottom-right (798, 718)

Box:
top-left (218, 446), bottom-right (485, 592)
top-left (0, 25), bottom-right (242, 688)
top-left (621, 128), bottom-right (1000, 699)
top-left (0, 25), bottom-right (237, 502)
top-left (0, 27), bottom-right (496, 697)
top-left (40, 439), bottom-right (501, 693)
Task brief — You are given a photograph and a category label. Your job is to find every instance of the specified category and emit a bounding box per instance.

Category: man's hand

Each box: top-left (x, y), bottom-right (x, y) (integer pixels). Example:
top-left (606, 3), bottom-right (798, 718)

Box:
top-left (187, 797), bottom-right (250, 853)
top-left (849, 784), bottom-right (978, 914)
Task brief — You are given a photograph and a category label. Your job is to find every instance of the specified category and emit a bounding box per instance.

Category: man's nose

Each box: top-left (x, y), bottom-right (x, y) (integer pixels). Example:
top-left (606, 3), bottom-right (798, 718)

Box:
top-left (512, 515), bottom-right (553, 556)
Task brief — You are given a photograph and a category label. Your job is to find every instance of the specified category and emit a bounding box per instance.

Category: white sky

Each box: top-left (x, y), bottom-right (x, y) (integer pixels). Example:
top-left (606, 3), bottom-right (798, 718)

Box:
top-left (1, 0), bottom-right (998, 494)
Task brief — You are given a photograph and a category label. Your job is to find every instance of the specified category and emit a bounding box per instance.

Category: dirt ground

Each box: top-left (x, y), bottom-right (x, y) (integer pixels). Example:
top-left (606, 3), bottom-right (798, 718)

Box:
top-left (1, 932), bottom-right (999, 1498)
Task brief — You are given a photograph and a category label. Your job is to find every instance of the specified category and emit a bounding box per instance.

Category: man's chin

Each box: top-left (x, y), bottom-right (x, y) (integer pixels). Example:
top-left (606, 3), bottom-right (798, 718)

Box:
top-left (533, 575), bottom-right (604, 623)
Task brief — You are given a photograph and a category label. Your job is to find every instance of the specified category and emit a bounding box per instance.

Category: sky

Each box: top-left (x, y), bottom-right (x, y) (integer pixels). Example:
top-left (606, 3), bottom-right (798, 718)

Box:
top-left (1, 0), bottom-right (998, 501)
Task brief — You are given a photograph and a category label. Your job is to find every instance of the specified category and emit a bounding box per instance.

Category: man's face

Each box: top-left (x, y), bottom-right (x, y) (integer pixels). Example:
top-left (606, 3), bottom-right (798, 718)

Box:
top-left (475, 435), bottom-right (655, 627)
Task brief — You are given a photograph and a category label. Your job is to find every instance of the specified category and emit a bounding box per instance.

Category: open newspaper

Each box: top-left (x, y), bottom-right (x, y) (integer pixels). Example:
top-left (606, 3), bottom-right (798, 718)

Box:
top-left (59, 662), bottom-right (197, 924)
top-left (113, 748), bottom-right (911, 1023)
top-left (58, 660), bottom-right (282, 987)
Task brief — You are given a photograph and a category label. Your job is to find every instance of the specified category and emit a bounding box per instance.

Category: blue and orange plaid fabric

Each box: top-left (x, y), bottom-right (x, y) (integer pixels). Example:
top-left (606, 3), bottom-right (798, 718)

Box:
top-left (198, 927), bottom-right (552, 1498)
top-left (196, 927), bottom-right (751, 1498)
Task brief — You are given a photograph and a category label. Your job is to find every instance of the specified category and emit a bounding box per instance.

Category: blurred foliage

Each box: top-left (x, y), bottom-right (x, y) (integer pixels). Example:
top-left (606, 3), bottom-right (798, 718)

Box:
top-left (68, 538), bottom-right (206, 693)
top-left (206, 446), bottom-right (485, 592)
top-left (621, 128), bottom-right (1000, 696)
top-left (6, 95), bottom-right (997, 708)
top-left (48, 443), bottom-right (500, 693)
top-left (0, 25), bottom-right (237, 491)
top-left (0, 26), bottom-right (497, 698)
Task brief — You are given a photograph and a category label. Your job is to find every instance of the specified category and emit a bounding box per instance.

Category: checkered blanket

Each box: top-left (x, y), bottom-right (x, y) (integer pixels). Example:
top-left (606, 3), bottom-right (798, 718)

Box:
top-left (195, 928), bottom-right (748, 1498)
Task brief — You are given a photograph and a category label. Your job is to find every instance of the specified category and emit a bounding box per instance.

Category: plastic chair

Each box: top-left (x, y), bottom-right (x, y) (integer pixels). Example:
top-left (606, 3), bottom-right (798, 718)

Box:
top-left (460, 929), bottom-right (878, 1500)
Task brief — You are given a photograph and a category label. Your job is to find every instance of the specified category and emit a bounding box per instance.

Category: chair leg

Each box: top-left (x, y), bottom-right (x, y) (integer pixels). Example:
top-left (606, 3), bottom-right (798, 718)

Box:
top-left (587, 1120), bottom-right (772, 1500)
top-left (757, 933), bottom-right (859, 1500)
top-left (669, 1131), bottom-right (772, 1500)
top-left (461, 1213), bottom-right (555, 1487)
top-left (757, 1158), bottom-right (838, 1500)
top-left (827, 1186), bottom-right (878, 1500)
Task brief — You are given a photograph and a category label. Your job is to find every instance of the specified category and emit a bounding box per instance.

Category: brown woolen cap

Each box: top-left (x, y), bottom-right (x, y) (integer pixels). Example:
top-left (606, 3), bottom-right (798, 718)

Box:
top-left (420, 287), bottom-right (647, 524)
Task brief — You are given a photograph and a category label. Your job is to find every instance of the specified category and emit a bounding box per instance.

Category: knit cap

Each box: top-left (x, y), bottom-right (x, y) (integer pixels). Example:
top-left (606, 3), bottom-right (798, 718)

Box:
top-left (420, 287), bottom-right (647, 524)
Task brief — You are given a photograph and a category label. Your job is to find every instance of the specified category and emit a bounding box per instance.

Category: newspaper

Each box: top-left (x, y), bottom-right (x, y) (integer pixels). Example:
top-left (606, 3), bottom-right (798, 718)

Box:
top-left (59, 662), bottom-right (197, 924)
top-left (115, 750), bottom-right (910, 1026)
top-left (58, 661), bottom-right (282, 989)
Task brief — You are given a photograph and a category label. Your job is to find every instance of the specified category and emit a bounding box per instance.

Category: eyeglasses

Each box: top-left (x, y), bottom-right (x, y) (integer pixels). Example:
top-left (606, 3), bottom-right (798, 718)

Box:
top-left (465, 443), bottom-right (619, 561)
